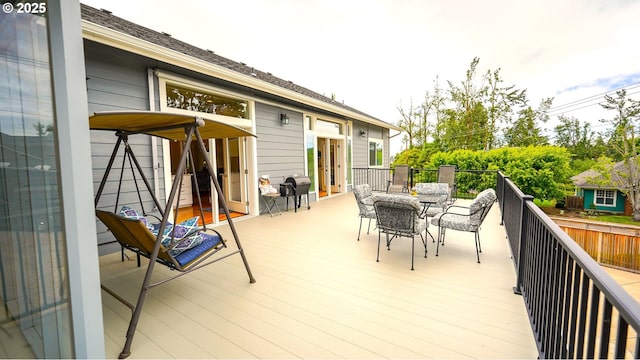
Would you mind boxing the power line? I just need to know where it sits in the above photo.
[546,83,640,117]
[547,89,640,117]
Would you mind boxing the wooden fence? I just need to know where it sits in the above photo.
[553,217,640,272]
[565,195,584,210]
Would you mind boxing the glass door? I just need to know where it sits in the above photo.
[223,138,248,213]
[330,139,342,193]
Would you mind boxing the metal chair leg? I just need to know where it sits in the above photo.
[376,231,381,262]
[475,232,481,263]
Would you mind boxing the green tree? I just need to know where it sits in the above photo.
[446,57,489,151]
[483,67,527,149]
[430,76,447,147]
[553,115,596,159]
[396,99,421,149]
[503,98,551,147]
[598,89,640,220]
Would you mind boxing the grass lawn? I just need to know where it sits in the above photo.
[540,206,640,226]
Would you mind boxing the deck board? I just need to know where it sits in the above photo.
[100,192,539,359]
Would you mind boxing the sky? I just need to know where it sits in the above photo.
[79,0,640,155]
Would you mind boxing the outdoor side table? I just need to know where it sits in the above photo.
[261,192,282,216]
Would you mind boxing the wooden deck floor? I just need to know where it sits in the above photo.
[100,193,539,359]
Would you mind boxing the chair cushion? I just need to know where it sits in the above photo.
[354,184,373,199]
[425,203,446,217]
[174,232,222,266]
[468,189,497,225]
[414,183,449,196]
[259,175,278,195]
[119,206,204,256]
[373,194,425,234]
[431,212,477,232]
[354,184,376,218]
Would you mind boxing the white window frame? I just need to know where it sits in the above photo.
[594,189,616,207]
[156,70,253,129]
[368,138,384,167]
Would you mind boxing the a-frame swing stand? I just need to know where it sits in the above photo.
[90,111,256,359]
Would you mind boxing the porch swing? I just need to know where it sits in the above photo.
[90,111,256,359]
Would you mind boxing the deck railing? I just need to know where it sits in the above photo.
[497,172,640,359]
[352,167,497,199]
[353,167,640,358]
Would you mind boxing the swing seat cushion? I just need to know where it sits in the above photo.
[118,206,204,256]
[174,232,223,267]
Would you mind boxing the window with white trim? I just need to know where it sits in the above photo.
[166,83,249,119]
[369,139,383,167]
[595,189,616,206]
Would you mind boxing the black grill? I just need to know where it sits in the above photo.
[281,175,311,212]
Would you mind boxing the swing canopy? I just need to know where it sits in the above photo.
[89,110,255,140]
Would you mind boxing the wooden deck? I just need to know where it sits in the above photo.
[100,193,539,359]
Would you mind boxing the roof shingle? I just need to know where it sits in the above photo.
[80,3,386,124]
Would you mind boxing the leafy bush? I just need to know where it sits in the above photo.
[395,145,573,201]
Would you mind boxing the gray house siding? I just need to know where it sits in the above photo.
[255,103,306,210]
[84,42,166,249]
[351,120,390,169]
[83,37,393,231]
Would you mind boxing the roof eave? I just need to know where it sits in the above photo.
[81,20,400,131]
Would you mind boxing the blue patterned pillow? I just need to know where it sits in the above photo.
[168,233,203,256]
[119,206,148,228]
[159,216,203,256]
[118,207,203,256]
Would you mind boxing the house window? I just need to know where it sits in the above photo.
[306,133,316,192]
[317,119,342,134]
[595,189,616,206]
[369,140,383,167]
[166,83,249,119]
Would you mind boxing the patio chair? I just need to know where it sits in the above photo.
[430,188,497,263]
[259,175,282,216]
[373,193,428,270]
[437,165,457,203]
[353,184,376,241]
[414,182,450,217]
[387,164,410,193]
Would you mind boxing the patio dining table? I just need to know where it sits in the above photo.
[396,193,447,242]
[413,193,447,216]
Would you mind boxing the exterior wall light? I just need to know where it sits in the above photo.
[280,113,290,125]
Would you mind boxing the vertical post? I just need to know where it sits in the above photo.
[499,173,508,225]
[514,194,534,295]
[409,167,414,190]
[597,232,604,263]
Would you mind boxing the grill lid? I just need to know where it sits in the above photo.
[285,175,310,187]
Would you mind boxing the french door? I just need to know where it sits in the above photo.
[217,137,248,214]
[318,137,343,196]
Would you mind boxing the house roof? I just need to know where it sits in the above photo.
[571,160,634,190]
[79,4,400,131]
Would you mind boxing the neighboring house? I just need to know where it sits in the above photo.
[571,160,634,214]
[0,3,398,358]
